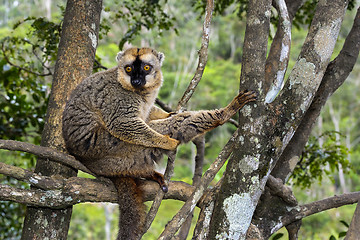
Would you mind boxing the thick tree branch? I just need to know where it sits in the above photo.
[264,0,291,103]
[250,3,353,238]
[266,175,297,206]
[272,6,360,182]
[0,174,195,209]
[176,0,214,112]
[0,139,93,175]
[0,162,64,190]
[210,0,348,239]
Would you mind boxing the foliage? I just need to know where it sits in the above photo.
[0,178,27,240]
[193,0,357,30]
[291,131,351,189]
[106,0,177,49]
[0,17,60,144]
[0,16,59,239]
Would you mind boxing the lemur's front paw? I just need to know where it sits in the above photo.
[239,89,257,102]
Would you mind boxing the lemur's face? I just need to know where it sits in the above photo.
[116,47,164,92]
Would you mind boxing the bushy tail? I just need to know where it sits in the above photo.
[110,177,145,240]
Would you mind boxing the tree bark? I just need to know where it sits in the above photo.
[251,3,359,240]
[345,201,360,240]
[21,0,102,239]
[271,6,360,183]
[208,0,349,239]
[208,0,272,238]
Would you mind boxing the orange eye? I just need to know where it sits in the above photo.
[143,65,151,71]
[125,66,132,72]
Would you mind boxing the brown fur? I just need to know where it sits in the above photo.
[62,47,256,240]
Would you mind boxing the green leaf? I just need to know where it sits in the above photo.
[272,233,284,240]
[339,232,347,238]
[339,220,349,228]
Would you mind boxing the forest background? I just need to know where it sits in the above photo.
[0,0,359,239]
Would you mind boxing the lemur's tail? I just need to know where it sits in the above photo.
[111,177,145,240]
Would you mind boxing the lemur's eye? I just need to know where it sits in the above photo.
[125,66,132,73]
[143,65,151,71]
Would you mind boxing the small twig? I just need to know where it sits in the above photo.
[176,0,214,112]
[158,130,238,240]
[94,59,108,70]
[227,118,239,128]
[31,45,53,75]
[155,98,173,113]
[0,139,93,175]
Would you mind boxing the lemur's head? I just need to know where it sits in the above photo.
[116,47,164,93]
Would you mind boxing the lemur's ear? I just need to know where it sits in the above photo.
[116,51,125,63]
[157,52,165,66]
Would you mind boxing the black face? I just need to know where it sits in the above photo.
[124,57,152,88]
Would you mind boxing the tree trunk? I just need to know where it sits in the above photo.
[21,0,102,239]
[208,0,272,238]
[208,0,349,239]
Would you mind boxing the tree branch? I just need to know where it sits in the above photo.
[156,98,173,113]
[272,6,360,182]
[158,130,238,240]
[0,162,64,190]
[142,151,177,236]
[176,0,214,112]
[264,0,291,103]
[0,139,93,175]
[345,200,360,240]
[279,192,360,231]
[208,0,272,237]
[0,174,195,209]
[192,179,222,240]
[251,5,359,239]
[266,175,297,206]
[175,135,206,240]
